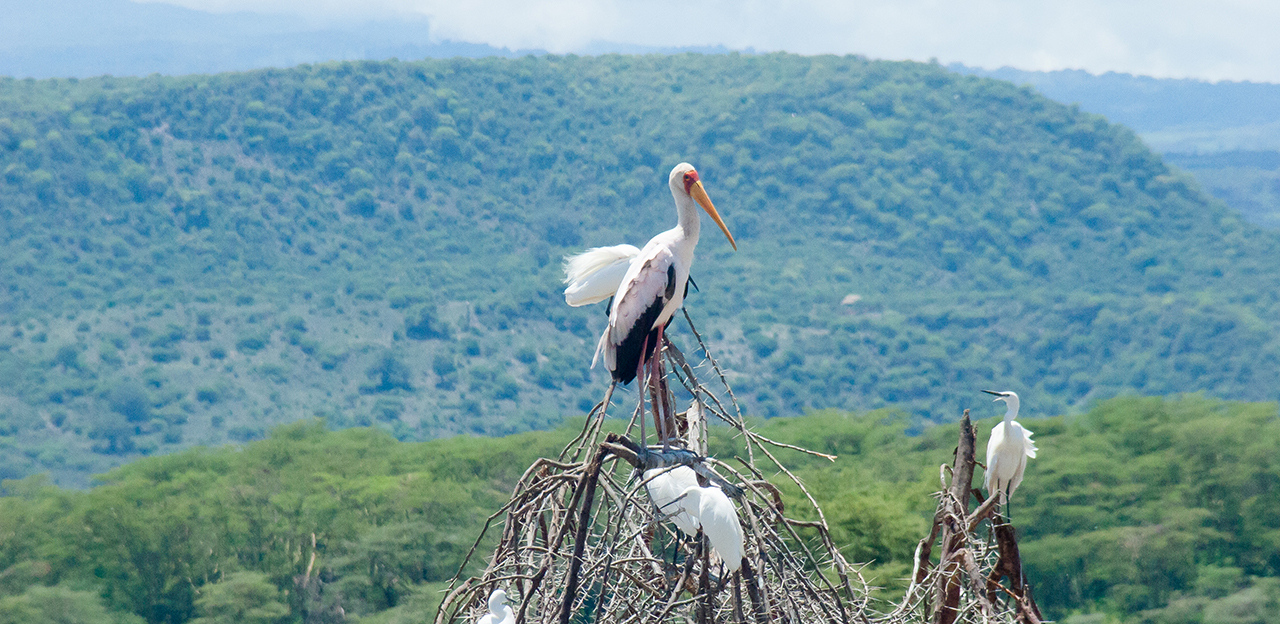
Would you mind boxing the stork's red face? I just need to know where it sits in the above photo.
[682,169,701,196]
[680,167,736,251]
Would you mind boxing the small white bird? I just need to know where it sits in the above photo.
[982,390,1038,505]
[477,588,514,624]
[644,465,701,536]
[676,484,745,573]
[563,244,641,307]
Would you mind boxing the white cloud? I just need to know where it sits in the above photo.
[137,0,1280,82]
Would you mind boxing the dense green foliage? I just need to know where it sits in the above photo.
[954,66,1280,229]
[0,419,567,623]
[2,54,1280,483]
[1018,397,1280,618]
[2,396,1278,621]
[730,396,1280,620]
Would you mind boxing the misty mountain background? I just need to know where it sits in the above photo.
[4,0,1277,227]
[0,0,734,77]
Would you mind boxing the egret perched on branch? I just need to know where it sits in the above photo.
[477,588,514,624]
[982,390,1037,510]
[675,484,744,573]
[644,465,701,536]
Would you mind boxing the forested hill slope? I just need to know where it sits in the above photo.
[2,396,1278,622]
[2,54,1279,483]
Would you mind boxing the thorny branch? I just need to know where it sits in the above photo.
[437,313,1042,624]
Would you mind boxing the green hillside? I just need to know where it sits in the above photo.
[2,396,1278,622]
[3,54,1280,483]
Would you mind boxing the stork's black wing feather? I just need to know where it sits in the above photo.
[612,298,665,384]
[612,265,678,384]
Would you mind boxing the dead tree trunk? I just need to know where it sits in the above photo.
[559,443,607,624]
[897,409,1045,624]
[985,523,1044,623]
[933,409,975,624]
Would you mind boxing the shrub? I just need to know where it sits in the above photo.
[405,304,450,340]
[364,350,413,393]
[319,351,344,370]
[347,189,378,217]
[0,584,144,624]
[227,426,264,442]
[235,331,270,352]
[190,571,287,624]
[151,348,182,362]
[107,382,151,423]
[196,387,220,403]
[372,397,405,422]
[284,316,307,332]
[53,344,82,370]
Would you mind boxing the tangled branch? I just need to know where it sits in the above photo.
[437,316,1041,623]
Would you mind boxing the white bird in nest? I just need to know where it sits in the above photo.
[644,465,701,537]
[982,390,1038,511]
[477,588,514,624]
[675,484,745,573]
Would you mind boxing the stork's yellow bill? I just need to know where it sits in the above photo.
[683,171,737,251]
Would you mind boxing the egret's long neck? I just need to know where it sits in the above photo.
[1002,399,1020,423]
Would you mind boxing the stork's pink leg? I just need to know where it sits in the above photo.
[636,333,649,448]
[649,357,667,450]
[653,324,668,449]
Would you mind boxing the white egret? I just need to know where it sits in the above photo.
[644,465,701,536]
[982,390,1038,507]
[477,588,514,624]
[675,484,745,573]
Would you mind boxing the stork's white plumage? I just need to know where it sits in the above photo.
[588,163,735,384]
[982,390,1038,503]
[563,244,640,307]
[644,465,701,537]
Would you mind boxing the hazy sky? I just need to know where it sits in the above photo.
[137,0,1280,82]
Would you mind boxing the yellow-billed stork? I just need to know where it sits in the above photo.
[582,163,734,383]
[563,163,734,445]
